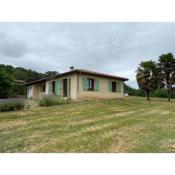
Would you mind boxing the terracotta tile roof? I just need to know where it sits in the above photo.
[24,68,128,85]
[75,69,128,81]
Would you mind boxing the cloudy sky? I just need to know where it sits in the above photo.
[0,22,175,88]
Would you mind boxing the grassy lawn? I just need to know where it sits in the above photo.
[1,96,175,153]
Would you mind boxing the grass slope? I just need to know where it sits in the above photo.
[0,96,175,153]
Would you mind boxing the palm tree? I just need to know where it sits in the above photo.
[136,60,160,101]
[158,53,175,102]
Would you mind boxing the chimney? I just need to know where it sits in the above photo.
[70,66,74,71]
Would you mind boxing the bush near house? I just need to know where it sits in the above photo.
[0,101,25,112]
[38,96,70,107]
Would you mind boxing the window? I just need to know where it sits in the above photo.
[109,81,121,93]
[112,81,116,92]
[52,81,55,93]
[63,79,67,97]
[82,77,99,91]
[43,85,46,92]
[87,78,94,91]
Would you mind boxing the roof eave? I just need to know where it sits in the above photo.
[24,69,129,86]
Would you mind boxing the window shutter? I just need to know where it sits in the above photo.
[55,79,62,96]
[108,80,112,92]
[48,81,52,94]
[116,82,121,92]
[82,77,88,91]
[95,79,99,91]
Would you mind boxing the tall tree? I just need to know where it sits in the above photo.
[158,53,175,102]
[136,60,160,101]
[0,70,14,98]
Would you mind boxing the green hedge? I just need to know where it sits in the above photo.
[38,96,70,107]
[150,88,175,99]
[0,101,25,112]
[150,88,168,98]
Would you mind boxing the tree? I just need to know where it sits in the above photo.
[124,83,145,97]
[158,53,175,102]
[45,71,59,77]
[0,70,14,98]
[136,60,160,101]
[0,64,62,97]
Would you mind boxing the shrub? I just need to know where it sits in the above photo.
[38,96,70,107]
[151,88,168,98]
[124,84,145,97]
[0,101,25,112]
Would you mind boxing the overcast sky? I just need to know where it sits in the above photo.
[0,22,175,88]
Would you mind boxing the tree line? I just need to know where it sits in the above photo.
[124,83,175,99]
[136,53,175,101]
[0,64,59,98]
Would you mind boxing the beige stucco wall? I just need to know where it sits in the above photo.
[27,83,46,99]
[45,74,78,100]
[77,74,124,99]
[69,74,78,100]
[27,73,125,100]
[32,84,40,99]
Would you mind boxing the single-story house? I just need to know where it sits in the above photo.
[24,67,128,100]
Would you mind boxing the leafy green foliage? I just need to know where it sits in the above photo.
[0,101,25,112]
[150,88,175,99]
[124,84,145,97]
[0,64,46,82]
[135,53,175,101]
[158,53,175,101]
[0,64,59,98]
[150,88,168,98]
[124,84,175,99]
[38,96,70,107]
[136,60,160,100]
[0,70,14,98]
[11,84,26,97]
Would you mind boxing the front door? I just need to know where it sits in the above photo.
[63,79,67,97]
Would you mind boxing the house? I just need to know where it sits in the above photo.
[24,67,128,100]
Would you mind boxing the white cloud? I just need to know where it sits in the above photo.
[0,22,175,88]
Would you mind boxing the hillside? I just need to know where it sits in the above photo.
[0,96,175,152]
[0,64,59,82]
[0,64,59,97]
